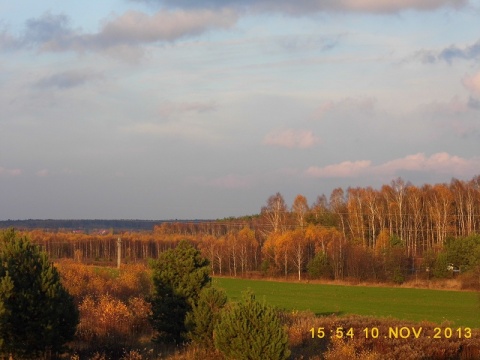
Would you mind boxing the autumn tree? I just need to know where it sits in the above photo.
[325,228,347,280]
[405,185,425,256]
[429,183,453,246]
[262,232,283,276]
[363,187,380,248]
[347,187,367,245]
[214,236,227,275]
[330,188,348,239]
[282,229,309,280]
[375,229,390,256]
[307,194,332,226]
[391,177,409,243]
[276,232,291,278]
[225,231,239,277]
[466,176,480,234]
[292,194,309,228]
[237,226,258,275]
[0,229,78,358]
[198,235,217,275]
[261,192,288,235]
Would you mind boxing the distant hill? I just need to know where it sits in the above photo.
[0,219,210,232]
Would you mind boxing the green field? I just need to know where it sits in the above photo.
[213,277,480,328]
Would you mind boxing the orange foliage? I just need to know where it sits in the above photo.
[56,260,151,302]
[55,261,154,356]
[77,294,152,350]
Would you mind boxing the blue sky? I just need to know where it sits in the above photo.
[1,0,480,220]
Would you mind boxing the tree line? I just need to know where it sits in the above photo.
[18,175,480,284]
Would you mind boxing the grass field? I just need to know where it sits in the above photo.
[213,277,480,328]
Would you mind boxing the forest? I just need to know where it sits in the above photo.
[15,175,480,286]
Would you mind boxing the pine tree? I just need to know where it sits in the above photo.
[186,286,227,348]
[0,229,79,358]
[149,240,210,343]
[214,291,290,360]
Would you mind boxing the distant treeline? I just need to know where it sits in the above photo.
[4,175,480,286]
[0,219,212,232]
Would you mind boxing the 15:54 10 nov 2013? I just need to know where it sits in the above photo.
[310,326,472,340]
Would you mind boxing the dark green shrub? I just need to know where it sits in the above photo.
[445,234,480,271]
[186,287,227,348]
[433,252,451,278]
[149,240,210,343]
[214,291,290,360]
[0,229,79,358]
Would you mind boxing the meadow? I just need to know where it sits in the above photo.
[214,277,480,328]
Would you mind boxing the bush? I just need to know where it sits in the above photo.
[0,229,79,358]
[214,291,290,360]
[433,252,451,278]
[76,294,152,356]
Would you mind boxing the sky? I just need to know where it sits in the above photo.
[1,0,480,220]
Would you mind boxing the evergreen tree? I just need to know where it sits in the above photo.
[214,291,290,360]
[186,286,227,348]
[307,252,331,279]
[0,229,79,358]
[149,240,210,343]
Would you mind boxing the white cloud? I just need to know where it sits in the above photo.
[98,9,238,45]
[4,9,238,59]
[408,152,477,174]
[262,129,320,149]
[306,160,371,178]
[306,153,480,178]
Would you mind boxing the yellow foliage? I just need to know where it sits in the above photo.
[375,229,390,255]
